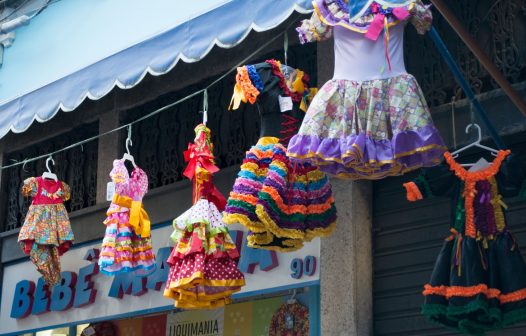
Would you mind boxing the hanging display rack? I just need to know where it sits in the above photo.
[0,3,519,171]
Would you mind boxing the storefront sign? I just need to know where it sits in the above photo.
[0,223,319,335]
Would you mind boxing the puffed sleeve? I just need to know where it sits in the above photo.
[297,11,333,44]
[403,164,455,201]
[496,152,526,199]
[60,182,71,202]
[21,177,38,198]
[409,0,433,35]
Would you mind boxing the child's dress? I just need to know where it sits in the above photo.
[18,177,74,286]
[223,61,337,252]
[99,160,156,275]
[164,124,245,309]
[404,150,526,335]
[287,0,447,179]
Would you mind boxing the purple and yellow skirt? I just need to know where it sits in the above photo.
[287,74,447,180]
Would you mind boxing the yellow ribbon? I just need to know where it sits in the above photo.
[229,83,246,111]
[112,194,151,238]
[292,69,306,94]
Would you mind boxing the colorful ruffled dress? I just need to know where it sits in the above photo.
[224,61,337,252]
[287,0,446,179]
[99,160,156,275]
[18,177,74,286]
[404,150,526,335]
[164,124,245,309]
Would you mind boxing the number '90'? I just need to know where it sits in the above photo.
[290,256,317,279]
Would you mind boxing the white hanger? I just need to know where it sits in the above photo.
[42,156,58,181]
[451,124,499,167]
[122,135,137,168]
[287,289,297,304]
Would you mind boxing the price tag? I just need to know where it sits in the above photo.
[106,182,115,202]
[278,95,293,112]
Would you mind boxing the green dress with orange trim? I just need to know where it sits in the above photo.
[403,150,526,335]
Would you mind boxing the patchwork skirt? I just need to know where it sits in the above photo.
[287,74,446,179]
[18,203,74,285]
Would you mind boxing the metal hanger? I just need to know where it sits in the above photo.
[451,123,499,166]
[42,156,58,181]
[122,126,137,168]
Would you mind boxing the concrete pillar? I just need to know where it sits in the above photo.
[321,180,373,335]
[96,108,120,204]
[317,40,374,335]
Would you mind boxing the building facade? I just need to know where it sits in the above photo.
[1,0,526,335]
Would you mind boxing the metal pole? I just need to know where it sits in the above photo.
[428,26,506,149]
[430,0,526,118]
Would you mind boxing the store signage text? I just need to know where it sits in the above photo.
[10,230,300,319]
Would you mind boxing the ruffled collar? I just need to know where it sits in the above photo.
[313,0,415,38]
[229,60,315,111]
[444,150,511,182]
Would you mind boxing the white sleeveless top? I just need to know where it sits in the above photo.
[333,23,407,81]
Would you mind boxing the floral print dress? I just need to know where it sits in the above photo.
[18,177,74,286]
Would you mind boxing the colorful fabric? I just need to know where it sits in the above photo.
[405,150,526,334]
[18,177,74,285]
[298,0,430,42]
[224,137,337,252]
[164,124,245,309]
[287,74,446,179]
[29,243,62,286]
[99,160,156,276]
[269,302,309,336]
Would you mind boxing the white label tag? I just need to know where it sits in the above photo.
[203,110,208,125]
[278,95,293,112]
[468,158,490,172]
[82,326,96,336]
[106,182,115,201]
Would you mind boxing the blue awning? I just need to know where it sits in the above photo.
[0,0,312,139]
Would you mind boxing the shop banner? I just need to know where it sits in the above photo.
[0,223,320,335]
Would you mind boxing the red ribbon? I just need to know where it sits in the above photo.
[182,143,219,181]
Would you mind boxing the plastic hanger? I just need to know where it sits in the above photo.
[122,128,137,168]
[451,123,499,167]
[42,156,58,181]
[287,289,297,304]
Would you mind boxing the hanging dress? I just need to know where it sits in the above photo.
[18,177,74,286]
[286,0,446,179]
[223,60,337,252]
[164,124,245,309]
[99,160,156,276]
[404,150,526,335]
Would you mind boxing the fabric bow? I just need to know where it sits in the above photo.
[183,143,219,181]
[113,194,151,238]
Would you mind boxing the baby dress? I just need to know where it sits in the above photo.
[18,177,74,286]
[223,60,337,252]
[164,124,245,309]
[404,150,526,335]
[287,0,447,179]
[99,160,156,275]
